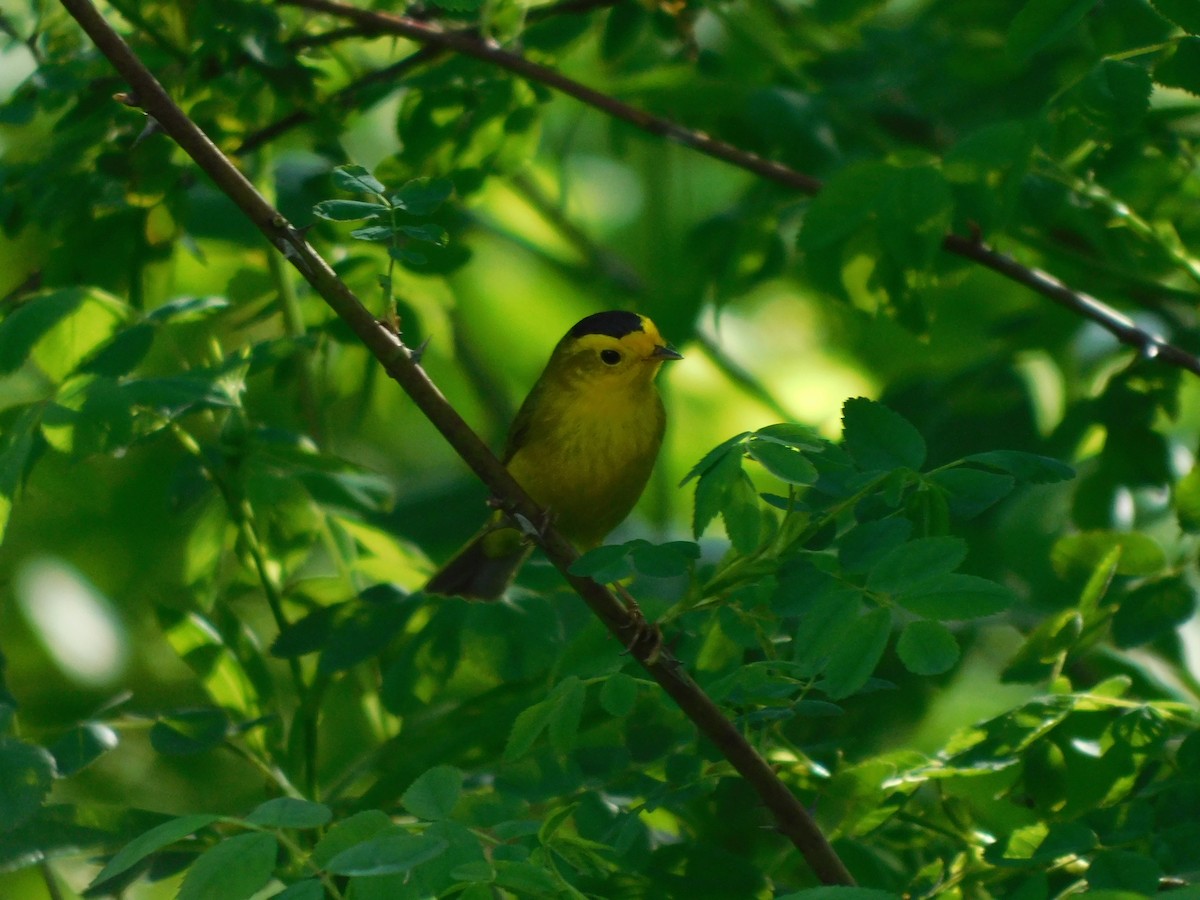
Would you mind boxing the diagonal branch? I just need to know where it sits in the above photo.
[277,0,1200,378]
[58,0,856,886]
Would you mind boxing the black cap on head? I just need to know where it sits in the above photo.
[569,310,644,340]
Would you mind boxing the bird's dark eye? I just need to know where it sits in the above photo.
[600,349,622,365]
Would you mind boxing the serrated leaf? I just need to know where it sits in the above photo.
[692,445,745,538]
[505,698,555,761]
[723,470,763,553]
[89,814,219,888]
[867,536,967,594]
[842,398,926,472]
[312,811,394,868]
[391,178,453,215]
[332,165,385,195]
[313,200,387,222]
[747,439,818,484]
[963,450,1074,483]
[244,797,332,829]
[898,574,1014,620]
[176,832,277,900]
[680,432,750,485]
[326,833,448,876]
[1152,0,1200,32]
[402,766,463,821]
[821,607,892,699]
[897,620,960,675]
[931,467,1016,518]
[599,672,638,716]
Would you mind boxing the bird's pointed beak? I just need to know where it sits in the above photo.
[652,344,683,361]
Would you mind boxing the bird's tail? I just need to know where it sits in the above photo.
[424,526,532,601]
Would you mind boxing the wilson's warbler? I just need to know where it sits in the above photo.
[426,310,682,600]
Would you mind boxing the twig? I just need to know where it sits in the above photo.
[59,0,856,885]
[276,0,1200,379]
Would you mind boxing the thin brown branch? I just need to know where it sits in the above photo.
[277,0,1200,379]
[59,0,856,885]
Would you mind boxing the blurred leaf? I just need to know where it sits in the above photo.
[798,162,890,251]
[1154,36,1200,95]
[0,738,56,831]
[1152,0,1200,31]
[599,672,638,717]
[1173,466,1200,532]
[270,605,342,658]
[878,164,954,268]
[930,468,1015,518]
[842,398,926,472]
[274,880,324,900]
[548,676,586,758]
[402,766,463,821]
[1008,0,1097,59]
[149,708,230,756]
[145,296,230,323]
[1051,532,1166,578]
[1111,576,1195,648]
[569,544,633,582]
[962,451,1074,484]
[1078,60,1152,131]
[896,620,960,675]
[629,540,699,578]
[776,889,899,900]
[0,288,125,378]
[176,832,277,900]
[48,724,118,777]
[326,832,448,876]
[505,697,557,761]
[1002,609,1082,683]
[244,798,332,829]
[1086,848,1162,893]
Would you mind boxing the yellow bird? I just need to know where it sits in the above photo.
[425,310,682,600]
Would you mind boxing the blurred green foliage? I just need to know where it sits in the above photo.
[2,0,1200,897]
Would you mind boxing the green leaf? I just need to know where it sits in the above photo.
[149,708,230,755]
[0,738,56,831]
[312,811,394,868]
[505,698,556,761]
[692,444,745,538]
[842,398,926,472]
[897,574,1014,620]
[754,423,826,450]
[79,323,155,377]
[930,467,1015,518]
[317,601,407,675]
[798,161,890,251]
[821,607,892,699]
[867,536,967,594]
[391,177,454,215]
[602,2,647,60]
[680,432,750,485]
[1155,36,1200,96]
[399,224,448,245]
[723,470,763,553]
[776,889,900,900]
[747,439,818,484]
[89,814,219,888]
[332,165,386,195]
[270,605,341,659]
[145,295,230,323]
[313,200,388,222]
[896,620,960,675]
[629,540,699,578]
[0,287,126,381]
[877,164,954,268]
[1152,0,1200,32]
[274,880,325,900]
[176,832,278,900]
[1174,466,1200,532]
[1008,0,1097,59]
[839,518,913,573]
[244,797,332,829]
[963,451,1074,484]
[1111,576,1196,648]
[402,766,463,821]
[1086,849,1162,893]
[1051,531,1166,578]
[1001,609,1082,683]
[548,676,586,757]
[599,672,638,716]
[48,723,118,777]
[569,544,633,582]
[325,832,448,876]
[1078,60,1152,130]
[348,225,394,242]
